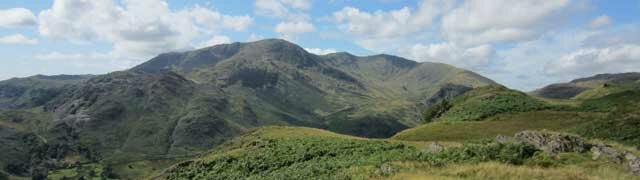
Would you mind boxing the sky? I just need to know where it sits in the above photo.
[0,0,639,91]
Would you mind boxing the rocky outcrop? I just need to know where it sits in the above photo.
[514,130,640,175]
[591,143,640,175]
[514,131,590,153]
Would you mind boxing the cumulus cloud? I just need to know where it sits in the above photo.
[38,0,252,58]
[35,51,114,61]
[247,33,265,42]
[0,8,37,27]
[442,0,573,46]
[588,15,613,29]
[402,43,494,70]
[255,0,310,21]
[198,35,232,48]
[281,0,311,10]
[275,21,315,40]
[0,34,38,45]
[305,48,338,55]
[334,0,452,39]
[545,45,640,77]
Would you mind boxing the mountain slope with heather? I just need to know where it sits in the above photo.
[0,39,496,179]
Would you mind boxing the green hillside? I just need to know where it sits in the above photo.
[0,39,496,179]
[532,72,640,99]
[156,126,638,180]
[422,85,549,122]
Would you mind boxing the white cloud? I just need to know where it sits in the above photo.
[0,34,38,45]
[191,5,253,32]
[35,51,114,61]
[247,33,265,42]
[38,0,252,58]
[198,35,232,48]
[255,0,310,19]
[275,21,315,40]
[0,8,37,27]
[588,15,613,29]
[255,0,289,17]
[545,45,640,77]
[305,48,338,55]
[281,0,311,10]
[334,0,452,39]
[441,0,573,46]
[275,21,315,34]
[402,43,494,70]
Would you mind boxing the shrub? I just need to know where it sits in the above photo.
[422,100,452,123]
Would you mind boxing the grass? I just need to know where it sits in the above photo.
[393,111,604,142]
[428,85,550,122]
[157,126,637,180]
[385,161,638,180]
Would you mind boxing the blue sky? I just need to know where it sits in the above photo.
[0,0,639,91]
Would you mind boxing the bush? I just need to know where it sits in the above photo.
[422,142,539,166]
[422,100,452,122]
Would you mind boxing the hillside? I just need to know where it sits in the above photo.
[396,73,640,148]
[422,85,550,122]
[154,126,638,180]
[0,39,496,179]
[0,74,93,109]
[533,72,640,99]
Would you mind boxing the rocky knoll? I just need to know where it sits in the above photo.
[514,130,640,175]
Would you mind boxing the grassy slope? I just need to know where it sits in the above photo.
[157,126,638,180]
[432,85,549,122]
[393,111,605,142]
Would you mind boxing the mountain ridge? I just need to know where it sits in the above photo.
[0,39,497,178]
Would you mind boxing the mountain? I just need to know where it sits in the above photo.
[154,72,640,179]
[0,39,495,179]
[0,74,93,109]
[533,72,640,99]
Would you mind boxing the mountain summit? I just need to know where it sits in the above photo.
[0,39,495,178]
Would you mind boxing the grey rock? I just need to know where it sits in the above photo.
[495,135,509,144]
[591,144,624,163]
[427,143,445,153]
[626,152,638,161]
[514,131,589,153]
[629,160,640,175]
[377,163,395,176]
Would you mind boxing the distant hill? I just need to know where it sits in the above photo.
[532,72,640,99]
[0,39,495,178]
[0,74,93,109]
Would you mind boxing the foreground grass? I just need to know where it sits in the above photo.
[393,111,604,142]
[386,161,637,180]
[156,126,640,180]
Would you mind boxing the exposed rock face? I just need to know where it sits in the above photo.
[514,130,640,176]
[590,143,640,175]
[514,131,589,153]
[591,144,625,163]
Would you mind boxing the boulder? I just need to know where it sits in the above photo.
[591,144,624,163]
[514,131,590,153]
[426,143,445,153]
[495,135,509,144]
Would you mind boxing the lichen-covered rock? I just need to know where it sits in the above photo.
[591,144,624,163]
[427,143,445,153]
[626,152,638,161]
[629,160,640,175]
[514,131,589,153]
[495,135,509,144]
